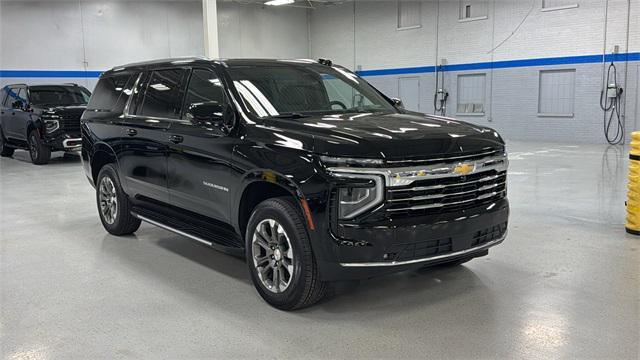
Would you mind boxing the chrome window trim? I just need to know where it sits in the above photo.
[123,72,143,117]
[340,231,507,267]
[326,153,508,187]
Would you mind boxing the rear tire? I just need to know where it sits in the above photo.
[246,197,327,310]
[96,164,141,235]
[0,130,14,157]
[28,130,51,165]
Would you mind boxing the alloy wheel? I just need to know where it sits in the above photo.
[99,176,118,225]
[252,219,295,293]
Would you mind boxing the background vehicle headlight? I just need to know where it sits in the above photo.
[335,174,384,219]
[44,119,60,133]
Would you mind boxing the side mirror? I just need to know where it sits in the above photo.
[185,101,226,127]
[391,98,404,109]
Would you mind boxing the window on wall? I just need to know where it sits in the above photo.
[542,0,579,11]
[459,0,488,21]
[397,1,421,29]
[457,74,486,114]
[538,69,575,116]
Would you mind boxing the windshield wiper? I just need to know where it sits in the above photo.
[270,112,311,119]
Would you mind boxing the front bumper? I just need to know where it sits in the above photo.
[44,132,82,151]
[314,198,509,281]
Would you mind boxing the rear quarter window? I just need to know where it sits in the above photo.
[87,73,134,111]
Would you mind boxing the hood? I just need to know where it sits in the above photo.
[264,112,504,160]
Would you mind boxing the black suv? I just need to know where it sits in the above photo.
[0,83,91,164]
[82,58,509,310]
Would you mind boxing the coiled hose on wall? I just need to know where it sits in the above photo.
[600,61,624,145]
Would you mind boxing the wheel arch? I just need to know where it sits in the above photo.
[235,170,313,240]
[90,143,119,185]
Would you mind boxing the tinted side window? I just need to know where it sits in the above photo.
[87,73,133,111]
[3,87,19,107]
[16,87,28,104]
[138,69,187,119]
[183,69,224,116]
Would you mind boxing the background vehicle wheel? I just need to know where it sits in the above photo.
[246,197,327,310]
[28,130,51,165]
[0,130,14,157]
[96,164,141,235]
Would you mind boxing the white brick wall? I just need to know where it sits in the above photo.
[0,0,205,89]
[312,0,638,67]
[310,0,639,143]
[217,2,309,59]
[309,3,356,68]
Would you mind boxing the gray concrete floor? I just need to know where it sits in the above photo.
[1,142,638,359]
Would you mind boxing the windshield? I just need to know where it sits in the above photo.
[226,63,396,118]
[29,86,91,106]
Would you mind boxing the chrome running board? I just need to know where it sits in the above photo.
[133,213,214,247]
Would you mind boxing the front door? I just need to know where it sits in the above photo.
[11,86,31,141]
[0,87,12,138]
[167,67,235,222]
[118,68,188,204]
[2,86,28,140]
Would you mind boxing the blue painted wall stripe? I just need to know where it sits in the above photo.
[356,52,640,77]
[0,70,102,78]
[0,52,638,78]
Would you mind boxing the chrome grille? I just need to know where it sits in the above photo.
[385,169,507,217]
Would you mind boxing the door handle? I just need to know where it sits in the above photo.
[169,135,184,144]
[126,128,137,136]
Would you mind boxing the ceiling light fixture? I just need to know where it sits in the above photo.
[265,0,294,6]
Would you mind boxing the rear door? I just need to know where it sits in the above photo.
[118,67,189,203]
[166,67,235,222]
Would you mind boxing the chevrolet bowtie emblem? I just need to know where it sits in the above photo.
[453,163,475,175]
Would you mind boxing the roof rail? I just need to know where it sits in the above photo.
[4,83,28,88]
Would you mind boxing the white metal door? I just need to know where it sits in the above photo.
[398,77,420,112]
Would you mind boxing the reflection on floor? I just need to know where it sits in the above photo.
[1,143,638,359]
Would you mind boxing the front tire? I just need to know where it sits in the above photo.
[0,130,14,157]
[96,164,141,235]
[28,130,51,165]
[246,197,327,310]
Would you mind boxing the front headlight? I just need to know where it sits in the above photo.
[44,119,60,133]
[334,174,384,219]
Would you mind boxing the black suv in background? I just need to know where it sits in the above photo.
[82,58,509,310]
[0,83,91,164]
